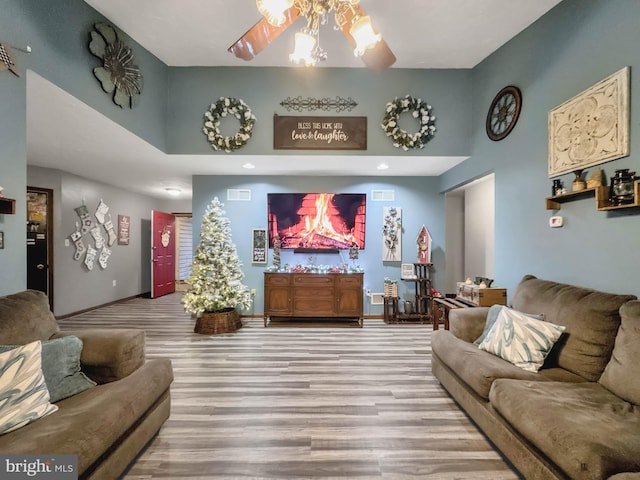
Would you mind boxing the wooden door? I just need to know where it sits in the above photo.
[151,210,175,298]
[26,187,53,310]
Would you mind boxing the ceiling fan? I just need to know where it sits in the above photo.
[228,0,396,73]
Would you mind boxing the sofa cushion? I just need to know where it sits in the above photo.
[1,336,96,403]
[600,300,640,405]
[477,307,565,372]
[510,275,636,381]
[0,341,58,434]
[0,290,60,344]
[432,330,555,400]
[474,305,545,345]
[490,379,640,480]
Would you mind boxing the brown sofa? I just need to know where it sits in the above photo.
[0,290,173,479]
[432,275,640,480]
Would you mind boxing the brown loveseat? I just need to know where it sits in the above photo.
[0,290,173,479]
[432,275,640,480]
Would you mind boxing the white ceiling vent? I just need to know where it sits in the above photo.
[371,190,395,201]
[227,189,251,201]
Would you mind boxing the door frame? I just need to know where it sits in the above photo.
[27,186,54,311]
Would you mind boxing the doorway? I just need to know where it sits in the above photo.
[444,174,495,294]
[27,187,54,310]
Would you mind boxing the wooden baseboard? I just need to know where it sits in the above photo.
[55,293,148,320]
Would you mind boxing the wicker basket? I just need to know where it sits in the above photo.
[384,283,398,298]
[194,308,242,334]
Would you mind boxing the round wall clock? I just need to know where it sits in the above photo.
[486,86,522,141]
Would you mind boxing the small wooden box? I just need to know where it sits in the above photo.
[384,283,398,298]
[456,283,507,307]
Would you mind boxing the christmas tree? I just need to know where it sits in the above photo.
[182,197,252,315]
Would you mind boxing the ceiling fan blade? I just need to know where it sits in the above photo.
[228,7,300,61]
[337,5,396,73]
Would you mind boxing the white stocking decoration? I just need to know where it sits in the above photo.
[69,229,86,261]
[95,199,109,224]
[103,219,117,247]
[90,226,105,249]
[84,245,97,270]
[98,247,111,269]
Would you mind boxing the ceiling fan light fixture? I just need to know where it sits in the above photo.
[289,31,317,66]
[350,15,381,56]
[256,0,294,27]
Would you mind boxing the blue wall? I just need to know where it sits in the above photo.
[441,0,640,298]
[0,0,169,297]
[192,176,444,316]
[167,67,472,157]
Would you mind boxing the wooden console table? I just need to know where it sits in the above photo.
[264,272,363,327]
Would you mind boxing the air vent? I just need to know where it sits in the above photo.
[227,189,251,201]
[370,293,385,305]
[371,190,395,201]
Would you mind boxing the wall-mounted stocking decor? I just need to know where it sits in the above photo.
[69,200,117,270]
[89,23,143,108]
[381,95,436,150]
[548,66,630,177]
[383,207,402,261]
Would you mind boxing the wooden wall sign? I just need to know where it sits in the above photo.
[273,115,367,150]
[118,215,130,245]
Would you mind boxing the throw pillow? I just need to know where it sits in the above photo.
[0,336,96,403]
[477,307,565,372]
[474,305,545,345]
[0,341,58,434]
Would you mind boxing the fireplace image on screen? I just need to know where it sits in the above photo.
[268,193,366,251]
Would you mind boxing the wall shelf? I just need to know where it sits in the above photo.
[596,180,640,211]
[0,197,16,214]
[545,187,597,210]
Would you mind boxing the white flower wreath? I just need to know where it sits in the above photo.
[203,97,256,153]
[381,94,436,151]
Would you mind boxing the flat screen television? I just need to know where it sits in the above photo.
[267,193,366,252]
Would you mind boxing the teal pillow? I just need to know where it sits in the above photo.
[477,307,565,372]
[474,305,545,345]
[0,341,58,434]
[0,336,96,403]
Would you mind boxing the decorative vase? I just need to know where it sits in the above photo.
[194,308,242,335]
[572,169,586,192]
[609,169,636,206]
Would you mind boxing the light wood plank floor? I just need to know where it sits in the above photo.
[60,293,521,479]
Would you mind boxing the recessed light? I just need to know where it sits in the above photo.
[377,163,389,170]
[242,163,256,169]
[165,188,181,196]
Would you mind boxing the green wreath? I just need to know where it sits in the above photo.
[203,97,256,153]
[381,95,436,150]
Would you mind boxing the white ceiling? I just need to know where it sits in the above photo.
[26,0,563,200]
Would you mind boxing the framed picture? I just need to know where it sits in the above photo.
[117,215,130,245]
[548,66,630,177]
[401,263,416,280]
[252,228,267,264]
[0,231,4,249]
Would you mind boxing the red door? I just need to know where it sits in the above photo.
[151,210,175,298]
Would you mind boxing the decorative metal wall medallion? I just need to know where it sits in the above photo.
[280,96,358,112]
[89,23,143,108]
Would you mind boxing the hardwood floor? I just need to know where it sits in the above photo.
[59,293,521,479]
